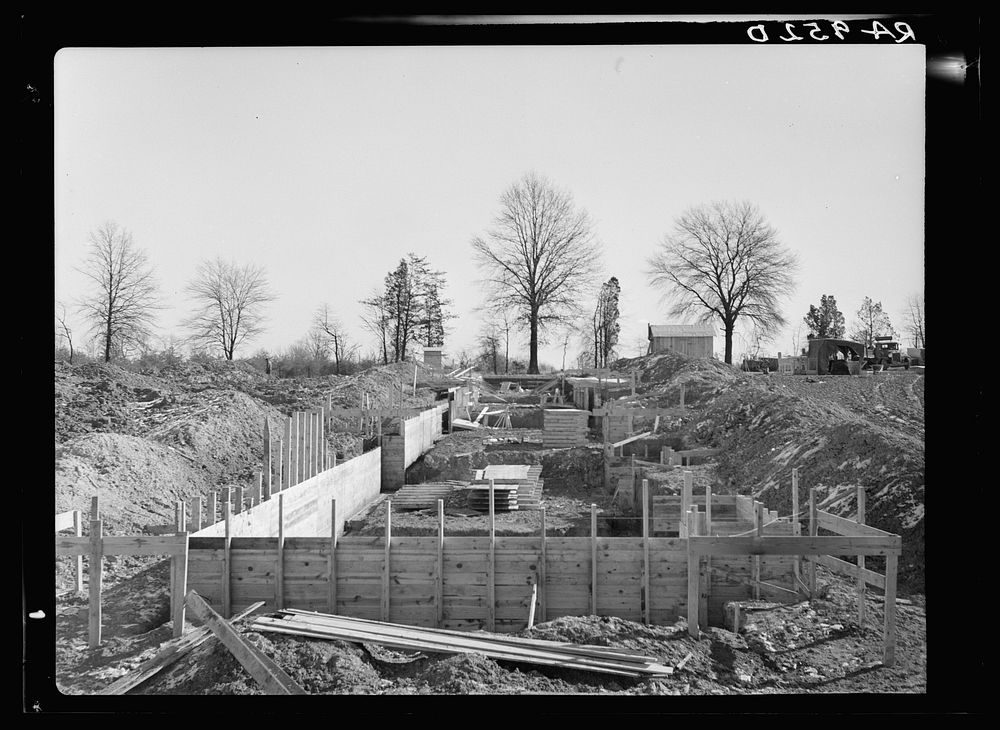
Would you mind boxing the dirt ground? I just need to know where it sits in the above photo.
[45,353,932,704]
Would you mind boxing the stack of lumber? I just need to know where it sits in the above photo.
[391,483,456,510]
[471,465,544,510]
[467,484,519,512]
[252,609,674,678]
[542,408,590,448]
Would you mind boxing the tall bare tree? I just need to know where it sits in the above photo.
[312,303,358,375]
[472,172,602,373]
[76,221,161,362]
[55,301,75,363]
[647,201,799,364]
[904,293,925,349]
[849,297,896,350]
[183,258,275,360]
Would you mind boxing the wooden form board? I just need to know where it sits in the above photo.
[185,533,795,632]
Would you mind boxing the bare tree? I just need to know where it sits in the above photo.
[183,258,275,360]
[849,297,897,350]
[647,201,799,364]
[76,221,161,362]
[904,293,925,349]
[55,301,75,363]
[312,303,358,375]
[472,172,602,373]
[360,288,391,365]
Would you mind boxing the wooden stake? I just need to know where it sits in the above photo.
[754,502,763,600]
[223,502,232,618]
[277,493,285,610]
[221,487,231,518]
[191,496,203,533]
[264,417,272,499]
[382,500,391,622]
[73,510,83,592]
[642,480,650,625]
[235,486,244,515]
[791,468,802,593]
[276,436,283,494]
[207,492,217,527]
[488,479,496,631]
[413,361,418,396]
[591,503,598,616]
[539,508,547,623]
[681,471,693,535]
[527,580,538,630]
[857,486,867,626]
[686,508,699,638]
[808,488,818,598]
[283,416,291,489]
[171,532,189,638]
[255,473,263,505]
[328,499,337,614]
[88,496,102,648]
[703,484,712,626]
[436,499,444,628]
[883,553,898,667]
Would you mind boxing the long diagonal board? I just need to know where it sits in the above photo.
[252,609,673,678]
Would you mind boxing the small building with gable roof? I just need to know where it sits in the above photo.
[647,324,715,358]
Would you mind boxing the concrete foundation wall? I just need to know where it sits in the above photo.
[192,447,382,539]
[382,404,447,489]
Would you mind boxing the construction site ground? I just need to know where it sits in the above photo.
[46,353,942,703]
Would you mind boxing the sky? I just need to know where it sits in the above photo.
[54,43,925,368]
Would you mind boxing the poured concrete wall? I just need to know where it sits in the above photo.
[382,404,447,489]
[192,447,382,540]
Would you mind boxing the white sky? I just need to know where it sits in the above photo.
[54,44,925,367]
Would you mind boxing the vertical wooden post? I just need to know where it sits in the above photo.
[686,508,699,638]
[539,508,547,623]
[303,411,311,480]
[754,502,763,600]
[808,488,818,598]
[488,479,496,632]
[235,486,244,515]
[172,532,189,638]
[591,503,598,616]
[630,455,636,500]
[73,510,84,592]
[328,499,337,614]
[382,500,391,622]
[313,411,320,476]
[642,479,651,625]
[631,370,636,396]
[191,496,203,533]
[276,493,285,610]
[413,361,418,396]
[320,408,326,472]
[703,484,712,627]
[291,412,300,486]
[283,415,291,489]
[791,468,802,593]
[436,499,444,628]
[88,496,102,648]
[174,500,183,532]
[276,437,283,494]
[856,487,867,626]
[207,492,217,527]
[681,471,693,535]
[221,487,231,518]
[255,473,263,506]
[264,417,272,499]
[882,553,898,667]
[223,502,232,619]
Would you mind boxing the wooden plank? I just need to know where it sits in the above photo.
[100,601,266,695]
[382,500,391,622]
[329,499,337,614]
[223,503,232,619]
[437,499,444,627]
[817,510,896,538]
[171,532,189,638]
[883,553,898,667]
[276,493,285,610]
[804,555,886,589]
[688,535,901,557]
[808,489,817,598]
[186,591,306,694]
[207,492,217,528]
[791,468,801,594]
[686,509,699,638]
[488,480,496,632]
[641,480,651,625]
[856,487,867,626]
[88,509,102,648]
[591,504,598,615]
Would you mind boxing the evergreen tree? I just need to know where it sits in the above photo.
[803,294,846,338]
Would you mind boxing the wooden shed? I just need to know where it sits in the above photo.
[647,324,715,358]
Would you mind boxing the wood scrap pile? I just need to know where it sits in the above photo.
[391,482,459,511]
[252,609,674,678]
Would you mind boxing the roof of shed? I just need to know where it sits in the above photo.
[648,324,716,338]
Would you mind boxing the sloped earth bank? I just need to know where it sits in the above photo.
[52,564,924,697]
